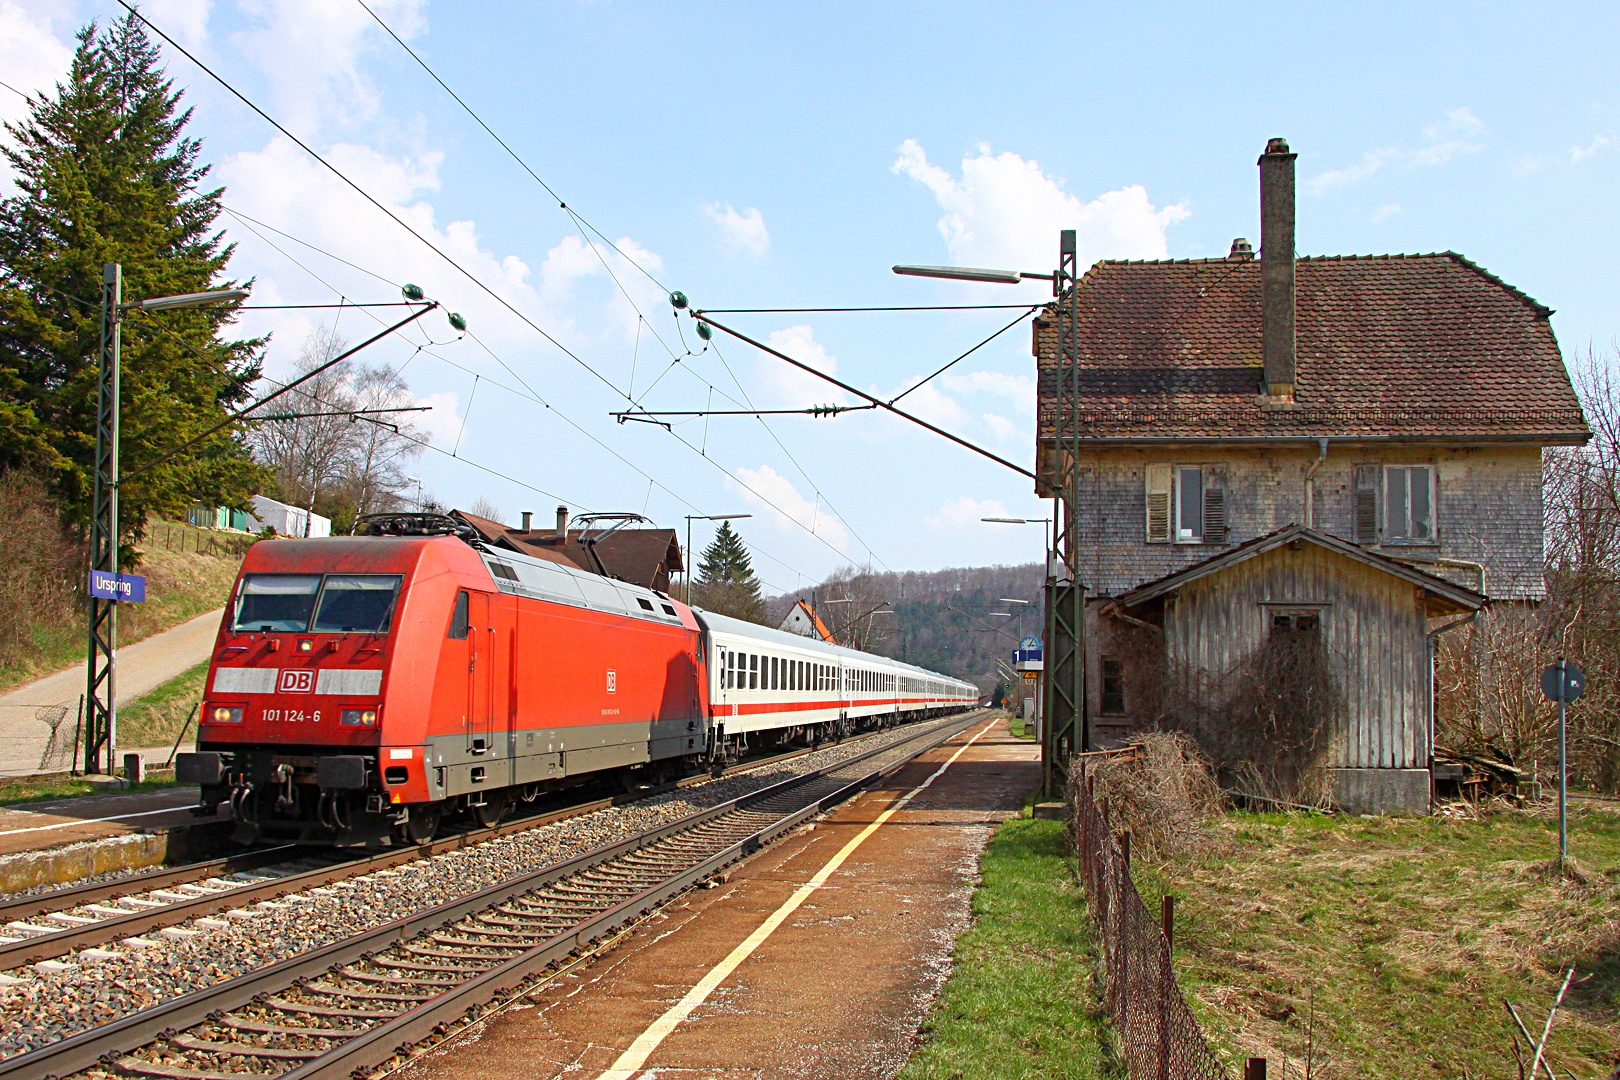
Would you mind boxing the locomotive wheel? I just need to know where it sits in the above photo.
[472,792,509,828]
[405,803,442,844]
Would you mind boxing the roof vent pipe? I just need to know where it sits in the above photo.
[1259,137,1298,403]
[520,511,532,532]
[555,506,568,540]
[1229,237,1254,260]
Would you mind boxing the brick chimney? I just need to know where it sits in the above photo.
[555,506,568,540]
[1259,138,1298,403]
[520,511,532,532]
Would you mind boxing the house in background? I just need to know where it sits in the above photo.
[455,506,683,593]
[1034,138,1588,813]
[187,494,331,537]
[779,600,836,642]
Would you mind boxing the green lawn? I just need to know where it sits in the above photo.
[1133,806,1620,1079]
[115,659,209,751]
[899,818,1117,1080]
[1009,713,1037,740]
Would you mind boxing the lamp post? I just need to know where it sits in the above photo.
[683,514,752,604]
[85,264,249,774]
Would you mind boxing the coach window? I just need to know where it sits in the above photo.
[749,654,758,689]
[448,590,470,640]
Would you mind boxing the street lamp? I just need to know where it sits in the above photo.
[86,264,249,775]
[683,514,752,604]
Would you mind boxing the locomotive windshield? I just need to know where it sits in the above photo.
[311,575,402,633]
[234,575,320,631]
[233,573,401,634]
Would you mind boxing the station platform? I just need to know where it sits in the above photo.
[0,786,229,893]
[397,713,1038,1080]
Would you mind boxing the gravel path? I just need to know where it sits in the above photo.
[0,714,978,1060]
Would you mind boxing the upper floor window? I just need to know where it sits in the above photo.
[1146,465,1226,545]
[1354,464,1436,544]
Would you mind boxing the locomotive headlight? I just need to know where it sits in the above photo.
[209,705,243,723]
[340,708,378,726]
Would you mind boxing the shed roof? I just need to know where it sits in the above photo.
[1115,524,1486,616]
[1035,252,1588,443]
[452,510,683,591]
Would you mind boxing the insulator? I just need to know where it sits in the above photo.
[401,283,425,301]
[669,290,689,309]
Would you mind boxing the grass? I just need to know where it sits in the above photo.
[0,774,181,806]
[115,659,209,751]
[898,818,1117,1080]
[1133,805,1620,1079]
[1009,712,1037,740]
[0,519,243,693]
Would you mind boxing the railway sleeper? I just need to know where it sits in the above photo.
[300,980,438,1003]
[115,1055,276,1080]
[399,943,509,963]
[428,933,529,951]
[264,995,403,1020]
[167,1035,323,1061]
[337,966,457,989]
[216,1015,365,1039]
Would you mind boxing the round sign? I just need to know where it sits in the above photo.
[1020,636,1043,650]
[1541,661,1586,703]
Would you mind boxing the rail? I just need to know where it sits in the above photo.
[0,711,983,1079]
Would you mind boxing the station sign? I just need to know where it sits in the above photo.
[88,571,146,602]
[1013,635,1043,669]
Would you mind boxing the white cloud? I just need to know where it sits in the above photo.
[705,202,770,256]
[892,140,1188,281]
[0,1,73,131]
[898,379,965,427]
[1369,203,1402,222]
[234,0,426,137]
[1571,134,1613,163]
[927,496,1011,532]
[1305,108,1486,194]
[727,464,848,551]
[982,413,1020,443]
[757,325,848,408]
[940,370,1035,412]
[414,390,462,446]
[144,0,213,47]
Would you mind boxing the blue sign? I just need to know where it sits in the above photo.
[89,571,146,602]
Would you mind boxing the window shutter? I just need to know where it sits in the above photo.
[1145,464,1172,543]
[1354,464,1378,544]
[1202,486,1226,544]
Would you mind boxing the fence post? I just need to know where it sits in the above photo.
[1117,829,1131,1016]
[1159,895,1174,1080]
[1245,1058,1267,1080]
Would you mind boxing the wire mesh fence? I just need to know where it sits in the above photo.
[1072,758,1239,1080]
[35,698,79,773]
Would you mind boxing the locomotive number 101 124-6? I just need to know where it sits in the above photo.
[263,709,320,723]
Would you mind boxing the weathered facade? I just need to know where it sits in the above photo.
[1036,139,1588,812]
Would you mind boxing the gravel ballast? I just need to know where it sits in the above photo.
[0,714,982,1060]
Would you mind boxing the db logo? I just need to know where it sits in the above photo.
[279,669,316,694]
[605,669,617,694]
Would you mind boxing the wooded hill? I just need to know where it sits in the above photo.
[766,563,1044,696]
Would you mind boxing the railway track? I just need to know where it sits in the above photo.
[0,728,891,973]
[0,710,984,1080]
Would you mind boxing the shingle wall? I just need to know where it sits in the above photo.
[1068,443,1545,600]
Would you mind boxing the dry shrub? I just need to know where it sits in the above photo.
[1070,731,1224,860]
[0,471,82,664]
[1156,627,1341,808]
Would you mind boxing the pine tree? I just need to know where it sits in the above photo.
[691,520,767,624]
[0,14,265,541]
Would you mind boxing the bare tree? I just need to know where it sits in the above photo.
[819,564,898,653]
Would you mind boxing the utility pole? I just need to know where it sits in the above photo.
[84,264,122,774]
[1042,230,1088,798]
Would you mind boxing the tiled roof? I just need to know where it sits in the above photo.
[1035,252,1588,441]
[453,510,683,591]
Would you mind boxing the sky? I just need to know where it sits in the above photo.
[2,0,1617,593]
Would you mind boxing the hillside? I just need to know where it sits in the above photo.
[767,563,1044,696]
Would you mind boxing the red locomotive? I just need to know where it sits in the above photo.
[177,515,977,845]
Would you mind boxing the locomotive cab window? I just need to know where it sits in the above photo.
[312,575,402,634]
[233,574,321,632]
[448,591,471,640]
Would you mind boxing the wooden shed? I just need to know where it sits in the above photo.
[1115,525,1484,813]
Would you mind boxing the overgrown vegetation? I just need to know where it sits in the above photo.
[0,773,180,806]
[1072,733,1223,862]
[899,818,1115,1080]
[1134,806,1620,1079]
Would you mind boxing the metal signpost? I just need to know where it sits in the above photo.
[1541,658,1586,867]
